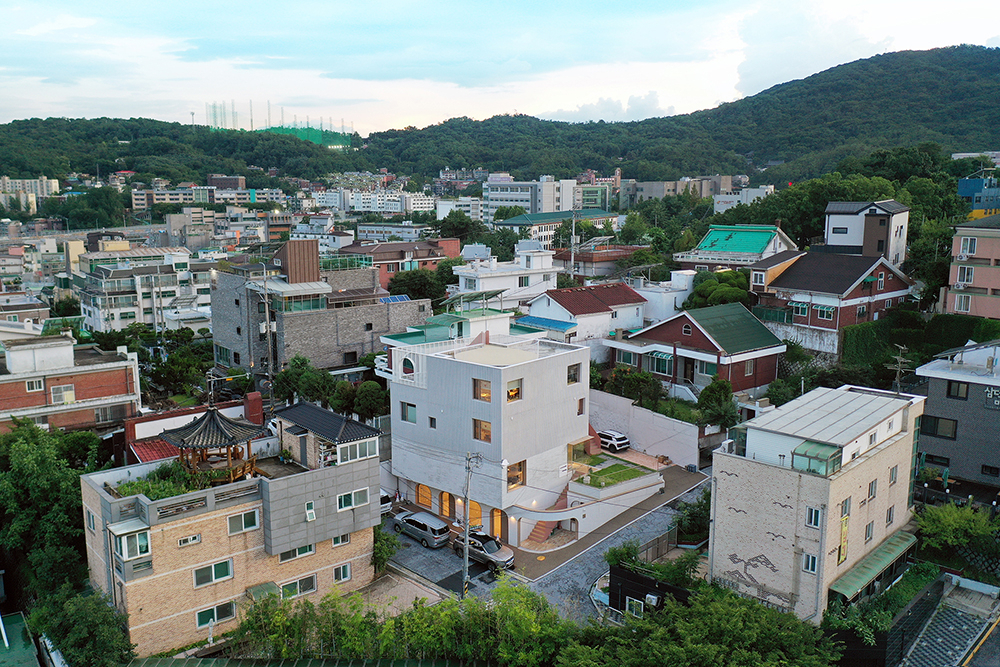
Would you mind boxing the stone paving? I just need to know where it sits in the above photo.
[902,605,986,667]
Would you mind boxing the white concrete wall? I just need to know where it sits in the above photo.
[588,389,699,469]
[763,321,839,355]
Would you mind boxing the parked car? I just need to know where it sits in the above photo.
[598,429,631,452]
[380,489,393,515]
[389,510,450,548]
[453,531,515,571]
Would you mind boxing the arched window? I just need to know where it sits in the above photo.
[402,357,415,375]
[682,323,692,336]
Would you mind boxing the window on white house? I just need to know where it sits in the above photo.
[868,479,878,500]
[886,505,895,526]
[865,521,874,542]
[802,554,818,574]
[473,378,491,402]
[473,419,492,443]
[518,276,529,288]
[806,506,821,528]
[841,497,851,517]
[401,402,416,423]
[507,378,522,402]
[890,465,898,485]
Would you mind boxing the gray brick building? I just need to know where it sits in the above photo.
[211,240,431,383]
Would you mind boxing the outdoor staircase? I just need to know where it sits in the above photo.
[526,485,569,543]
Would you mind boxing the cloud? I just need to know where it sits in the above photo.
[542,91,675,123]
[16,14,96,37]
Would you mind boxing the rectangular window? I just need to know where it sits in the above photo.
[401,402,416,423]
[697,360,718,376]
[51,384,75,404]
[567,363,581,384]
[831,227,849,234]
[464,278,476,290]
[114,531,150,561]
[473,378,492,402]
[958,266,975,283]
[196,601,236,628]
[228,510,258,535]
[577,398,586,416]
[886,505,895,526]
[625,596,644,618]
[889,465,898,485]
[877,272,885,289]
[841,497,851,517]
[95,406,116,424]
[947,381,969,399]
[921,416,958,439]
[337,439,378,464]
[817,308,834,321]
[885,300,892,309]
[961,237,978,255]
[751,271,765,285]
[865,521,874,543]
[178,534,201,547]
[25,379,43,392]
[332,534,351,546]
[806,506,821,528]
[428,416,437,429]
[86,509,96,531]
[925,454,951,467]
[305,501,316,522]
[507,379,522,402]
[365,322,373,331]
[337,488,369,511]
[744,359,755,376]
[194,559,232,586]
[982,465,1000,477]
[869,432,877,446]
[507,460,525,489]
[333,563,352,582]
[518,276,530,288]
[282,575,317,598]
[956,294,971,312]
[473,419,492,443]
[792,303,808,317]
[868,479,877,500]
[278,544,315,563]
[802,554,818,574]
[611,310,618,319]
[857,305,867,318]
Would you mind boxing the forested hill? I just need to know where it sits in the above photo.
[1,45,997,185]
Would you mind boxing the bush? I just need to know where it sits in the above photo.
[918,502,998,551]
[372,521,400,574]
[676,487,711,539]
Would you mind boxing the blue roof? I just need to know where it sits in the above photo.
[515,315,577,332]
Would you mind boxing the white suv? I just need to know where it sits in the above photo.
[598,429,631,452]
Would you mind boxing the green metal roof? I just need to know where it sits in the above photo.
[494,209,614,227]
[829,531,917,600]
[687,302,783,355]
[383,326,452,345]
[439,289,506,307]
[695,225,779,254]
[425,313,467,326]
[509,323,544,335]
[0,613,40,667]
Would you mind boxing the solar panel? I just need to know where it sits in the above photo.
[379,294,411,304]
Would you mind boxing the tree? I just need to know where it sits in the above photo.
[682,270,749,309]
[29,586,135,667]
[299,368,337,408]
[618,212,649,245]
[697,376,739,428]
[917,502,998,551]
[388,268,446,303]
[437,209,485,241]
[331,381,357,415]
[50,297,81,317]
[353,381,387,421]
[273,355,312,403]
[492,205,526,222]
[603,367,661,410]
[556,273,578,289]
[372,523,400,574]
[434,256,466,286]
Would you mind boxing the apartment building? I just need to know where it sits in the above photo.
[713,186,775,214]
[915,340,1000,488]
[942,213,1000,318]
[385,333,660,546]
[80,402,381,656]
[0,333,141,433]
[957,174,1000,219]
[819,200,910,267]
[75,247,215,332]
[451,241,562,308]
[356,221,432,243]
[166,208,218,251]
[492,210,618,250]
[131,187,284,211]
[0,174,60,198]
[436,196,484,222]
[618,176,733,208]
[211,240,431,378]
[482,174,609,224]
[710,386,924,621]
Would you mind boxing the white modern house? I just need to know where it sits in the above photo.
[821,200,910,268]
[383,333,662,546]
[450,241,563,308]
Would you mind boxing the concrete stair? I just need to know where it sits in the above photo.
[526,486,569,543]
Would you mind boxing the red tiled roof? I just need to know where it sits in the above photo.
[545,282,646,316]
[130,437,179,463]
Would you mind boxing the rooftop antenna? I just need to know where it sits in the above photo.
[231,99,237,130]
[885,344,913,395]
[249,100,253,131]
[190,111,195,126]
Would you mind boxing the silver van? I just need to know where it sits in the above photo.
[389,510,451,548]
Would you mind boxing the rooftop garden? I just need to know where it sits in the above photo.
[116,460,228,501]
[605,539,703,589]
[583,462,651,488]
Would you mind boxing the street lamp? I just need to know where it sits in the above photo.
[923,482,928,505]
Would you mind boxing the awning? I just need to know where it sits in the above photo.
[812,304,836,313]
[246,582,280,601]
[647,350,673,361]
[862,276,877,283]
[829,531,917,600]
[107,518,150,536]
[793,441,839,459]
[439,289,506,307]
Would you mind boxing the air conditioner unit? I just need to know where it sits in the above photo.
[645,593,661,607]
[953,283,967,290]
[958,254,969,262]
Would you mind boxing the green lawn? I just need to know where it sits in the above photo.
[584,454,606,466]
[170,394,200,407]
[586,463,651,487]
[656,398,700,424]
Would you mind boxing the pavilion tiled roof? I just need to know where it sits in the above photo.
[159,407,266,450]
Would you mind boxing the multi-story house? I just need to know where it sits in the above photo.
[710,385,924,621]
[749,253,914,357]
[603,302,785,401]
[0,333,141,433]
[211,240,431,380]
[356,221,432,243]
[552,244,645,279]
[527,282,646,359]
[942,213,1000,318]
[492,210,618,250]
[450,241,562,308]
[383,333,662,546]
[131,187,284,211]
[673,225,798,272]
[338,238,461,289]
[75,247,215,333]
[915,340,1000,488]
[957,174,1000,220]
[166,208,219,251]
[80,401,381,656]
[436,197,484,222]
[818,200,910,267]
[0,290,49,327]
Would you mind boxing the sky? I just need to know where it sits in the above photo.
[2,1,998,137]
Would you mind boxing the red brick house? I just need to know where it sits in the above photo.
[338,238,461,289]
[603,302,785,400]
[0,334,141,433]
[748,253,914,357]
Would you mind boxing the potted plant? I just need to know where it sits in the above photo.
[279,449,293,464]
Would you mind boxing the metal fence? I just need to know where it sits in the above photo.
[637,525,678,562]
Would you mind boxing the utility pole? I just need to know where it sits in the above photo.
[461,451,483,599]
[569,208,579,283]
